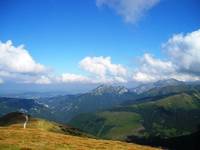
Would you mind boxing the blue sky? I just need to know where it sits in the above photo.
[0,0,200,92]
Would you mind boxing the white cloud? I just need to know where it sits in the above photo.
[113,76,127,83]
[56,72,127,84]
[80,56,126,76]
[133,29,200,82]
[139,53,175,74]
[2,29,200,85]
[0,40,49,84]
[133,72,156,82]
[132,54,175,82]
[96,0,159,23]
[169,73,200,82]
[35,76,52,84]
[59,73,91,83]
[0,40,46,74]
[132,53,200,83]
[163,29,200,75]
[79,56,127,83]
[0,40,127,84]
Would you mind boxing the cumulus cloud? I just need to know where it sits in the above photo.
[58,73,91,83]
[0,40,46,74]
[96,0,159,23]
[0,40,127,84]
[80,56,126,76]
[163,29,200,75]
[113,76,127,83]
[79,56,127,83]
[34,76,52,84]
[132,54,175,82]
[0,40,49,84]
[133,29,200,82]
[2,29,200,85]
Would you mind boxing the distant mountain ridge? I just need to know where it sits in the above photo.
[38,84,135,123]
[1,78,200,124]
[91,84,129,95]
[0,91,68,99]
[131,78,185,94]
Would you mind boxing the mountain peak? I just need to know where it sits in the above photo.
[154,78,184,87]
[131,78,185,94]
[91,84,128,95]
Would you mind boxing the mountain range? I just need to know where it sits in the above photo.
[1,78,199,123]
[1,78,200,149]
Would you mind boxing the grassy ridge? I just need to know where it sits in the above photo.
[0,112,91,138]
[0,124,159,150]
[0,112,160,150]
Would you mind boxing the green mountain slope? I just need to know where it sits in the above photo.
[38,85,136,123]
[69,91,200,140]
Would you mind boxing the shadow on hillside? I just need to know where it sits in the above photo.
[126,130,200,150]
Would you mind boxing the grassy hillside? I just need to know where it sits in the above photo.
[0,112,159,150]
[70,91,200,141]
[70,112,144,140]
[0,112,90,137]
[0,127,159,150]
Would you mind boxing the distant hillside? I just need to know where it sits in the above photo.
[0,112,159,150]
[126,129,200,150]
[0,91,68,99]
[69,90,200,149]
[0,97,56,121]
[38,84,136,123]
